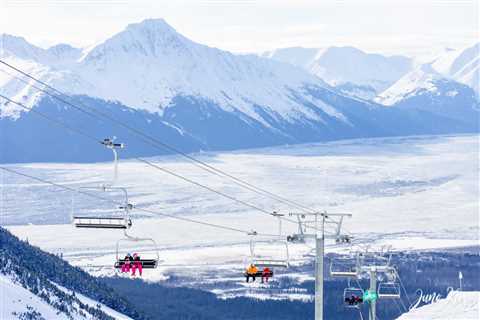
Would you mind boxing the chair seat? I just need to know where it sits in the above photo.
[331,271,358,277]
[75,223,127,229]
[115,259,158,269]
[244,271,273,277]
[73,216,130,229]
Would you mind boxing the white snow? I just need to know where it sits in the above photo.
[396,291,480,320]
[264,46,413,93]
[3,134,479,286]
[0,274,70,320]
[432,43,479,94]
[377,42,479,104]
[0,274,132,319]
[376,64,442,105]
[54,283,133,320]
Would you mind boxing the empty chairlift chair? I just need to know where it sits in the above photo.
[378,281,401,299]
[72,137,131,230]
[73,216,132,229]
[72,187,133,230]
[330,256,359,278]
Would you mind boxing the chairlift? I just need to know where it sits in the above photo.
[336,234,352,244]
[330,255,359,278]
[73,216,132,229]
[248,232,290,269]
[287,214,307,243]
[377,281,401,299]
[72,186,133,229]
[344,287,364,308]
[72,137,132,229]
[114,232,160,269]
[287,234,305,243]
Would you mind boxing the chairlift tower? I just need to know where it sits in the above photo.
[332,248,400,320]
[289,211,352,320]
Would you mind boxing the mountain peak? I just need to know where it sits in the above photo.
[81,18,190,62]
[126,18,177,34]
[0,33,45,61]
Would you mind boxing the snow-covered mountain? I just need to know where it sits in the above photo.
[263,46,413,97]
[375,65,479,128]
[0,19,478,163]
[431,43,479,94]
[1,19,339,124]
[377,43,479,105]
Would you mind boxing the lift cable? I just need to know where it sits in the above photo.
[0,166,282,236]
[0,61,320,216]
[0,94,338,235]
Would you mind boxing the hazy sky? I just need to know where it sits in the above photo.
[1,0,478,57]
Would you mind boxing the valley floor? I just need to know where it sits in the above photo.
[2,134,479,300]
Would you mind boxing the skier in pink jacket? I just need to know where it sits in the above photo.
[131,253,143,276]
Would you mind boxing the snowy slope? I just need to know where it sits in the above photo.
[0,274,132,320]
[377,43,479,105]
[396,291,479,320]
[376,64,444,106]
[264,46,413,93]
[0,274,70,320]
[432,43,479,94]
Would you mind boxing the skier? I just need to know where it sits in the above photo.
[121,253,133,273]
[245,264,258,283]
[261,267,271,283]
[131,253,143,276]
[345,294,356,305]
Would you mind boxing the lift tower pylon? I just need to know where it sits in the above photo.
[289,211,352,320]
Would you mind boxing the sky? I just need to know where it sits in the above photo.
[0,0,478,57]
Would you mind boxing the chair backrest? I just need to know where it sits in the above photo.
[253,259,288,268]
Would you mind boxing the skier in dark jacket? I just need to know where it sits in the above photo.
[121,253,132,273]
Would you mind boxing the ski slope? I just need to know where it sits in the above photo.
[3,134,479,295]
[0,274,132,320]
[396,291,479,320]
[0,274,70,320]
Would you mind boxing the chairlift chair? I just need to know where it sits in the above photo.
[114,233,160,269]
[248,233,290,271]
[330,256,359,278]
[73,216,132,229]
[287,233,305,243]
[344,287,364,308]
[72,137,132,229]
[377,281,401,299]
[72,186,133,229]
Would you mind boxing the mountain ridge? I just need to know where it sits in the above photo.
[0,19,478,163]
